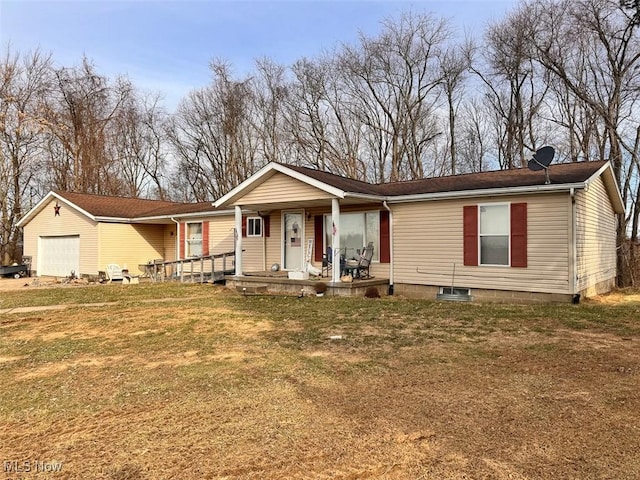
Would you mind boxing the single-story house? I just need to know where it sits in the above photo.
[18,160,624,302]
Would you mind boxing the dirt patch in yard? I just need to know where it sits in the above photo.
[1,289,639,479]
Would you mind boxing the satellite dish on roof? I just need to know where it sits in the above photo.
[527,146,555,184]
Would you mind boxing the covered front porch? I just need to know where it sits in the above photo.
[212,162,393,289]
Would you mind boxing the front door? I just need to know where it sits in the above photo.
[283,212,303,270]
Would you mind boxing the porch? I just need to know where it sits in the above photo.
[227,271,390,297]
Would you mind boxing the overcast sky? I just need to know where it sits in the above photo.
[1,0,519,110]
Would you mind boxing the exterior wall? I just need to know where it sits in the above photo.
[209,215,236,254]
[23,199,98,276]
[236,173,333,205]
[392,192,571,295]
[98,223,166,274]
[575,176,617,297]
[163,224,177,262]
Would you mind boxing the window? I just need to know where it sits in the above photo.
[186,222,202,257]
[439,286,471,296]
[464,203,527,268]
[324,212,379,262]
[247,217,262,237]
[479,204,509,265]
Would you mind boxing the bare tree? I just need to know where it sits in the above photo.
[42,57,132,194]
[168,61,259,201]
[0,47,52,263]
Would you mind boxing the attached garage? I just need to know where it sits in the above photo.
[38,235,80,277]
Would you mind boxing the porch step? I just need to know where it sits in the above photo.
[237,284,268,294]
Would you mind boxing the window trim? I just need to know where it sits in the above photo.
[185,221,203,258]
[246,216,263,237]
[439,286,471,296]
[478,202,510,267]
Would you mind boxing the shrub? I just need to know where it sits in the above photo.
[314,281,328,294]
[364,286,380,298]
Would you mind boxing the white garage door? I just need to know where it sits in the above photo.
[39,235,80,277]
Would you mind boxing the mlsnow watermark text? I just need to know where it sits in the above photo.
[3,459,63,473]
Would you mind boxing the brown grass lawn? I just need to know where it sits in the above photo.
[1,283,639,479]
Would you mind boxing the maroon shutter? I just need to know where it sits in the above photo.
[314,216,324,262]
[379,210,390,263]
[241,216,247,237]
[202,221,209,256]
[510,203,527,267]
[179,223,185,259]
[263,216,270,237]
[463,205,478,266]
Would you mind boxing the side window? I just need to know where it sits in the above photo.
[186,222,203,257]
[247,217,262,237]
[479,204,509,266]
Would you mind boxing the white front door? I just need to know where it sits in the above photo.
[283,212,303,271]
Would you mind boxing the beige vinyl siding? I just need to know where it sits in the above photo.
[236,173,333,205]
[575,177,617,295]
[23,199,98,276]
[163,224,176,262]
[98,223,165,274]
[209,215,235,254]
[392,193,571,294]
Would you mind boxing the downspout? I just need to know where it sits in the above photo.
[171,217,180,278]
[383,201,394,295]
[570,188,579,303]
[258,212,267,271]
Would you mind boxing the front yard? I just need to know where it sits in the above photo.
[1,283,639,479]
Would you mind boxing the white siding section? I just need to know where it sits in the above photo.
[392,193,571,294]
[575,177,617,295]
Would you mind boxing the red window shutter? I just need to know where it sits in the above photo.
[202,221,210,256]
[179,222,185,259]
[463,205,478,266]
[314,215,324,262]
[241,216,247,238]
[263,216,270,237]
[510,203,527,267]
[379,210,390,263]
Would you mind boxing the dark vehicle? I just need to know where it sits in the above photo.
[0,264,29,279]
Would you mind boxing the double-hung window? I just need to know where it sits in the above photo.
[186,222,202,257]
[464,203,527,268]
[247,217,262,237]
[479,204,510,266]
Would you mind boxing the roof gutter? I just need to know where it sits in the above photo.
[386,182,587,204]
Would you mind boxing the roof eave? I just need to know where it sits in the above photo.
[17,191,97,227]
[386,182,587,204]
[584,161,625,214]
[214,162,346,208]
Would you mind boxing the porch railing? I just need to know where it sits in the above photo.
[146,251,235,283]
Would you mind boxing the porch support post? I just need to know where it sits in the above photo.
[235,205,243,277]
[331,198,341,283]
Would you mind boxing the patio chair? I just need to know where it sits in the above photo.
[106,264,125,283]
[322,247,346,278]
[344,242,374,279]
